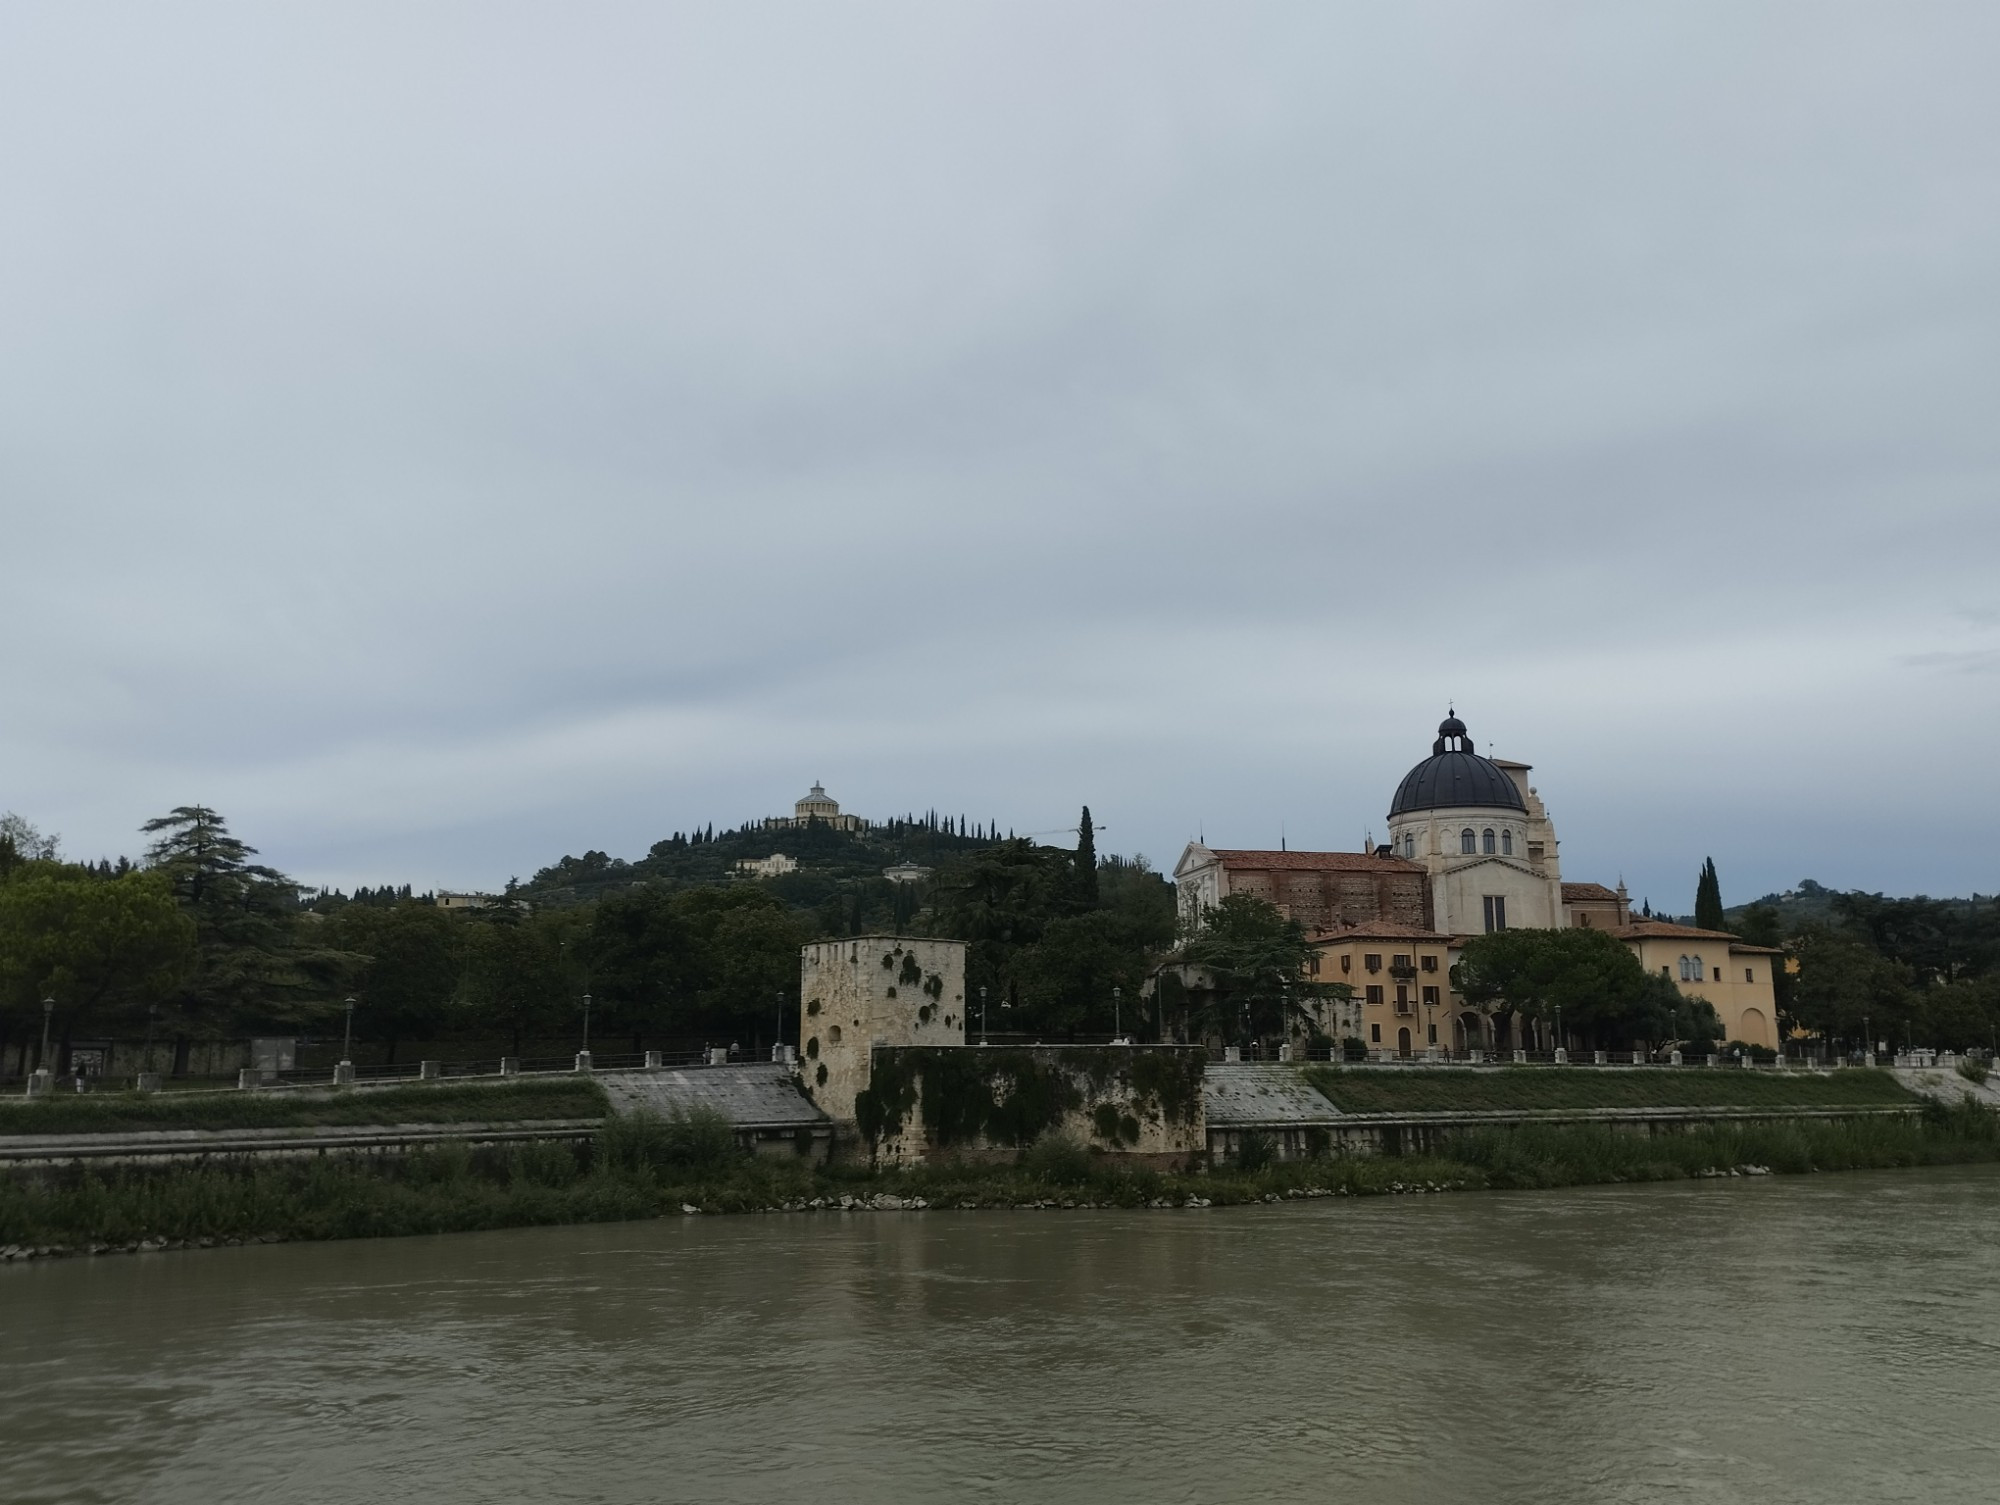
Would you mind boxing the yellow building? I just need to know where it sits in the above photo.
[1306,923,1462,1058]
[1609,921,1782,1049]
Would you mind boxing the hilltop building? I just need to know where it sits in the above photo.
[1176,711,1779,1052]
[765,782,866,833]
[735,853,800,880]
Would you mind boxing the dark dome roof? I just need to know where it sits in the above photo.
[1389,713,1528,817]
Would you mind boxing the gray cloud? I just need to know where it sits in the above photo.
[4,3,1997,910]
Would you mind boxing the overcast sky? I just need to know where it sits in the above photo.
[4,3,1997,913]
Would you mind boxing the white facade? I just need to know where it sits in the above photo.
[1386,760,1565,935]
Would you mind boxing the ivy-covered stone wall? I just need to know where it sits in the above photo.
[853,1045,1207,1166]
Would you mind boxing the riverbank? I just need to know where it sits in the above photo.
[4,1100,1996,1261]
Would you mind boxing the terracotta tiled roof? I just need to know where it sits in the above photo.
[1562,882,1622,902]
[1309,921,1454,943]
[1613,921,1738,940]
[1212,849,1424,874]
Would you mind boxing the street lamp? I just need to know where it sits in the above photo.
[1863,1012,1870,1065]
[581,992,593,1053]
[1113,986,1122,1042]
[979,986,989,1046]
[341,996,356,1062]
[1554,1004,1563,1058]
[40,996,55,1074]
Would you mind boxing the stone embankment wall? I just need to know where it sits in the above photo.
[853,1045,1208,1168]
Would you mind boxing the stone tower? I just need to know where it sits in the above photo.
[799,935,966,1124]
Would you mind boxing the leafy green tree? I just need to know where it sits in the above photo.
[1180,895,1331,1046]
[0,868,194,1070]
[457,910,569,1056]
[1917,977,2000,1053]
[323,902,461,1062]
[1452,927,1715,1050]
[1695,857,1724,931]
[141,806,356,1052]
[1787,923,1918,1049]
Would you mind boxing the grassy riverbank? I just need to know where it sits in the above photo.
[1302,1065,1916,1113]
[4,1101,1996,1257]
[0,1078,609,1135]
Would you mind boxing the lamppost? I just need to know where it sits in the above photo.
[979,986,989,1046]
[1554,1004,1563,1059]
[1424,995,1436,1058]
[144,1003,158,1065]
[581,992,593,1053]
[40,996,55,1074]
[1863,1012,1871,1065]
[1113,986,1122,1042]
[342,996,356,1062]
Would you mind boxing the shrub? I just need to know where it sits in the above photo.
[1018,1130,1094,1185]
[598,1106,739,1177]
[1341,1036,1369,1062]
[1233,1130,1276,1172]
[1957,1057,1990,1086]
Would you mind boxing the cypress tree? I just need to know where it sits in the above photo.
[1694,857,1725,931]
[1075,806,1099,907]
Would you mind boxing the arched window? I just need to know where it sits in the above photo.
[1460,828,1476,855]
[1501,830,1513,856]
[1482,829,1496,854]
[1691,953,1705,982]
[1402,833,1415,858]
[1677,955,1691,981]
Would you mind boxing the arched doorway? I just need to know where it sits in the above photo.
[1397,1026,1412,1058]
[1738,1007,1769,1049]
[1454,1012,1484,1054]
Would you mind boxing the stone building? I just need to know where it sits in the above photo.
[765,782,866,832]
[798,936,966,1124]
[734,853,800,879]
[1172,846,1431,934]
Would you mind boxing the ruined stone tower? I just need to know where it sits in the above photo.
[798,935,966,1125]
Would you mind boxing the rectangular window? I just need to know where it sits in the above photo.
[1364,953,1382,972]
[1581,914,1593,927]
[1365,985,1384,1006]
[1712,967,1721,982]
[1392,953,1412,971]
[1483,896,1507,932]
[1421,955,1438,972]
[1745,968,1754,983]
[1308,955,1321,976]
[1370,1022,1381,1043]
[1422,986,1439,1006]
[1341,955,1352,973]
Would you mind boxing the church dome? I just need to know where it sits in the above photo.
[1388,713,1527,817]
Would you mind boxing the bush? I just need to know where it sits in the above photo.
[1341,1036,1369,1063]
[598,1106,739,1177]
[1017,1130,1094,1185]
[1233,1130,1276,1172]
[1957,1057,1990,1086]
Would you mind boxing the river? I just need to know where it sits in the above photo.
[4,1166,1997,1504]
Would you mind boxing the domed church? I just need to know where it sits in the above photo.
[1174,711,1781,1053]
[1385,711,1566,935]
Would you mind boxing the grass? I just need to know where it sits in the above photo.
[0,1078,609,1136]
[1301,1065,1919,1113]
[3,1101,1995,1253]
